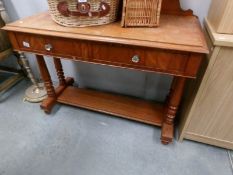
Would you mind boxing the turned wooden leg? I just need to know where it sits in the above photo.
[53,57,66,86]
[165,77,177,106]
[161,77,186,145]
[53,57,74,95]
[36,55,56,113]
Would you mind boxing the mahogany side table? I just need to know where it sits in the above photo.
[3,0,208,144]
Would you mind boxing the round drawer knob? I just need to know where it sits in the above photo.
[132,55,140,63]
[45,44,53,51]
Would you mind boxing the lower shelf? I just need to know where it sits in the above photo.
[57,86,164,126]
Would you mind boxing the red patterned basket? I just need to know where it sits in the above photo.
[47,0,120,27]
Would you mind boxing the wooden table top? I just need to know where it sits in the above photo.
[3,12,208,54]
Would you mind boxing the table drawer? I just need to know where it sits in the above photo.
[16,33,44,51]
[92,43,146,67]
[91,42,190,75]
[14,33,200,77]
[16,33,75,57]
[145,49,189,74]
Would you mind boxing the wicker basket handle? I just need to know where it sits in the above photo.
[57,1,110,17]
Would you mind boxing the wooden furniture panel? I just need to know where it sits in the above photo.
[91,42,146,66]
[73,40,92,60]
[13,32,202,78]
[92,43,203,78]
[207,0,233,34]
[58,87,164,126]
[145,49,188,73]
[44,37,75,57]
[92,42,197,76]
[179,20,233,149]
[16,33,75,57]
[161,0,193,16]
[3,1,208,145]
[5,13,208,54]
[204,19,233,48]
[187,47,233,141]
[16,33,45,52]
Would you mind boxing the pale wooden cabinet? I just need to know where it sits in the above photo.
[207,0,233,34]
[178,19,233,149]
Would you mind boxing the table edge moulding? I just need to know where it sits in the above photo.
[2,0,208,145]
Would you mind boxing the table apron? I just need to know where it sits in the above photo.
[10,32,203,78]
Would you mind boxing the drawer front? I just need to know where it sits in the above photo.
[16,33,74,57]
[16,33,45,51]
[92,42,145,67]
[14,33,200,77]
[91,42,190,75]
[145,49,189,74]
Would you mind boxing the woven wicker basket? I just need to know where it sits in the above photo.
[47,0,120,27]
[121,0,162,27]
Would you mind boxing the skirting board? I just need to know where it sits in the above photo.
[184,132,233,150]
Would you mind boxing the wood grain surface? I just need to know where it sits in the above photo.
[2,2,208,144]
[185,47,233,144]
[7,31,204,78]
[3,12,208,53]
[207,0,233,34]
[58,86,164,126]
[179,21,233,149]
[205,19,233,47]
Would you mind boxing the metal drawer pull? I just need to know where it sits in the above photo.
[45,44,53,51]
[132,55,140,63]
[23,41,30,48]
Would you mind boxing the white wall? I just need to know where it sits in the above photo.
[2,0,211,101]
[180,0,211,23]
